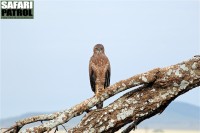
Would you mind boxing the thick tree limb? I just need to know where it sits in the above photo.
[67,57,200,132]
[4,56,200,133]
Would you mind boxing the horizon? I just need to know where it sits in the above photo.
[1,101,199,131]
[0,101,199,120]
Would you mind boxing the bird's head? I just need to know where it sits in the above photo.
[93,44,105,54]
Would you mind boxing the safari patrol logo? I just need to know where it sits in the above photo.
[1,0,34,19]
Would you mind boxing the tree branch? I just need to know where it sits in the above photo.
[2,112,63,133]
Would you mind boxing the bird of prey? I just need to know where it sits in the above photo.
[89,44,111,109]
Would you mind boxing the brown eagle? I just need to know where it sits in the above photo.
[89,44,111,109]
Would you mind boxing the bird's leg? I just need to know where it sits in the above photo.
[95,85,100,97]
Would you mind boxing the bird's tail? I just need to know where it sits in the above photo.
[96,102,103,109]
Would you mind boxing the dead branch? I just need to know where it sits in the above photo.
[4,56,199,133]
[2,112,63,133]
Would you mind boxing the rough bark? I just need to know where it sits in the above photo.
[3,56,200,133]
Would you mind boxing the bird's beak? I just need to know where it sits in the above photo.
[98,48,101,53]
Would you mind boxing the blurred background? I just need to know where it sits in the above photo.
[0,0,199,132]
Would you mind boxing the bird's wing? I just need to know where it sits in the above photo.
[89,58,96,93]
[104,59,111,88]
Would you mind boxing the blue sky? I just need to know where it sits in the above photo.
[0,0,199,119]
